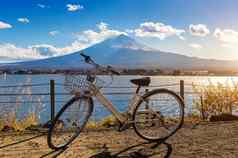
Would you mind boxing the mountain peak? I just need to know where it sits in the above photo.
[114,34,132,40]
[106,34,135,43]
[101,34,153,51]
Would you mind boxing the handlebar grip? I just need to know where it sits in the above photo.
[80,53,88,58]
[80,53,92,63]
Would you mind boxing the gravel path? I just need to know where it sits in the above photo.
[0,121,238,158]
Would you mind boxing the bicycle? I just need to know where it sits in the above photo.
[47,53,185,150]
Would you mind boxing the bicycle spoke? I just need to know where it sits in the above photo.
[48,97,92,149]
[133,89,184,141]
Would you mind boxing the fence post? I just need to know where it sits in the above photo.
[145,89,149,109]
[180,80,184,100]
[50,80,55,122]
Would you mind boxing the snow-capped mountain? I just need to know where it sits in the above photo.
[1,34,238,71]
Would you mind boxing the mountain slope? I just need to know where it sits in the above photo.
[1,34,238,71]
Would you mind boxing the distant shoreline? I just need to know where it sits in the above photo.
[1,72,238,77]
[1,67,238,76]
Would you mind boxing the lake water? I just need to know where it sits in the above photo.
[0,74,238,123]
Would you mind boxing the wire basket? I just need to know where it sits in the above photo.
[64,75,90,94]
[64,74,110,94]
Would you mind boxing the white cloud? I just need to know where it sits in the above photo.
[30,44,60,56]
[189,24,210,37]
[214,28,238,44]
[74,22,127,47]
[37,4,46,8]
[0,22,127,60]
[66,4,84,12]
[189,43,203,49]
[133,22,185,40]
[18,18,30,24]
[0,44,67,59]
[97,22,108,31]
[221,43,234,49]
[49,30,59,36]
[0,43,43,59]
[0,21,12,29]
[125,29,134,34]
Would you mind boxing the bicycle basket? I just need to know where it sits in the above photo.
[64,74,110,94]
[64,74,91,94]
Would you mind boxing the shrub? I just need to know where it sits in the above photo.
[0,119,4,131]
[99,115,118,128]
[193,81,238,120]
[86,120,99,129]
[1,112,38,131]
[85,115,119,129]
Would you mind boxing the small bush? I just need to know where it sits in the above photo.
[85,115,119,129]
[86,120,99,129]
[0,119,4,131]
[99,115,118,128]
[0,113,38,132]
[193,81,238,120]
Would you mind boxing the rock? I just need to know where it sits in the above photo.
[209,113,238,122]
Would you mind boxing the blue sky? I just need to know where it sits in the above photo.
[1,0,238,60]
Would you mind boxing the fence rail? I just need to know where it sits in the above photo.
[0,83,49,88]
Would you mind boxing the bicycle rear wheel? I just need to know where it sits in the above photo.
[133,88,184,142]
[47,96,93,150]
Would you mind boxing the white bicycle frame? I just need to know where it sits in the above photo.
[77,53,146,125]
[89,82,143,124]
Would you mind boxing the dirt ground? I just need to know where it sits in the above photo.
[0,121,238,158]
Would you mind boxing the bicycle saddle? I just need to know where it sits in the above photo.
[130,77,151,86]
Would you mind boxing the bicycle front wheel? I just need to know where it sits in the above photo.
[133,88,184,142]
[47,96,93,150]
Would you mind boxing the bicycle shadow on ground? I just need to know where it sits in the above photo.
[89,141,172,158]
[39,146,68,158]
[0,133,46,149]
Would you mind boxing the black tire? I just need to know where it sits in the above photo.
[47,96,93,150]
[133,88,184,142]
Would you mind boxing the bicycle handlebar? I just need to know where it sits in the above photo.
[80,53,120,75]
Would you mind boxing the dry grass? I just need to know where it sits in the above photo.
[193,81,238,120]
[86,115,118,129]
[0,113,38,131]
[0,76,43,132]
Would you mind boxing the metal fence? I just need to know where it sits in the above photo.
[0,79,201,125]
